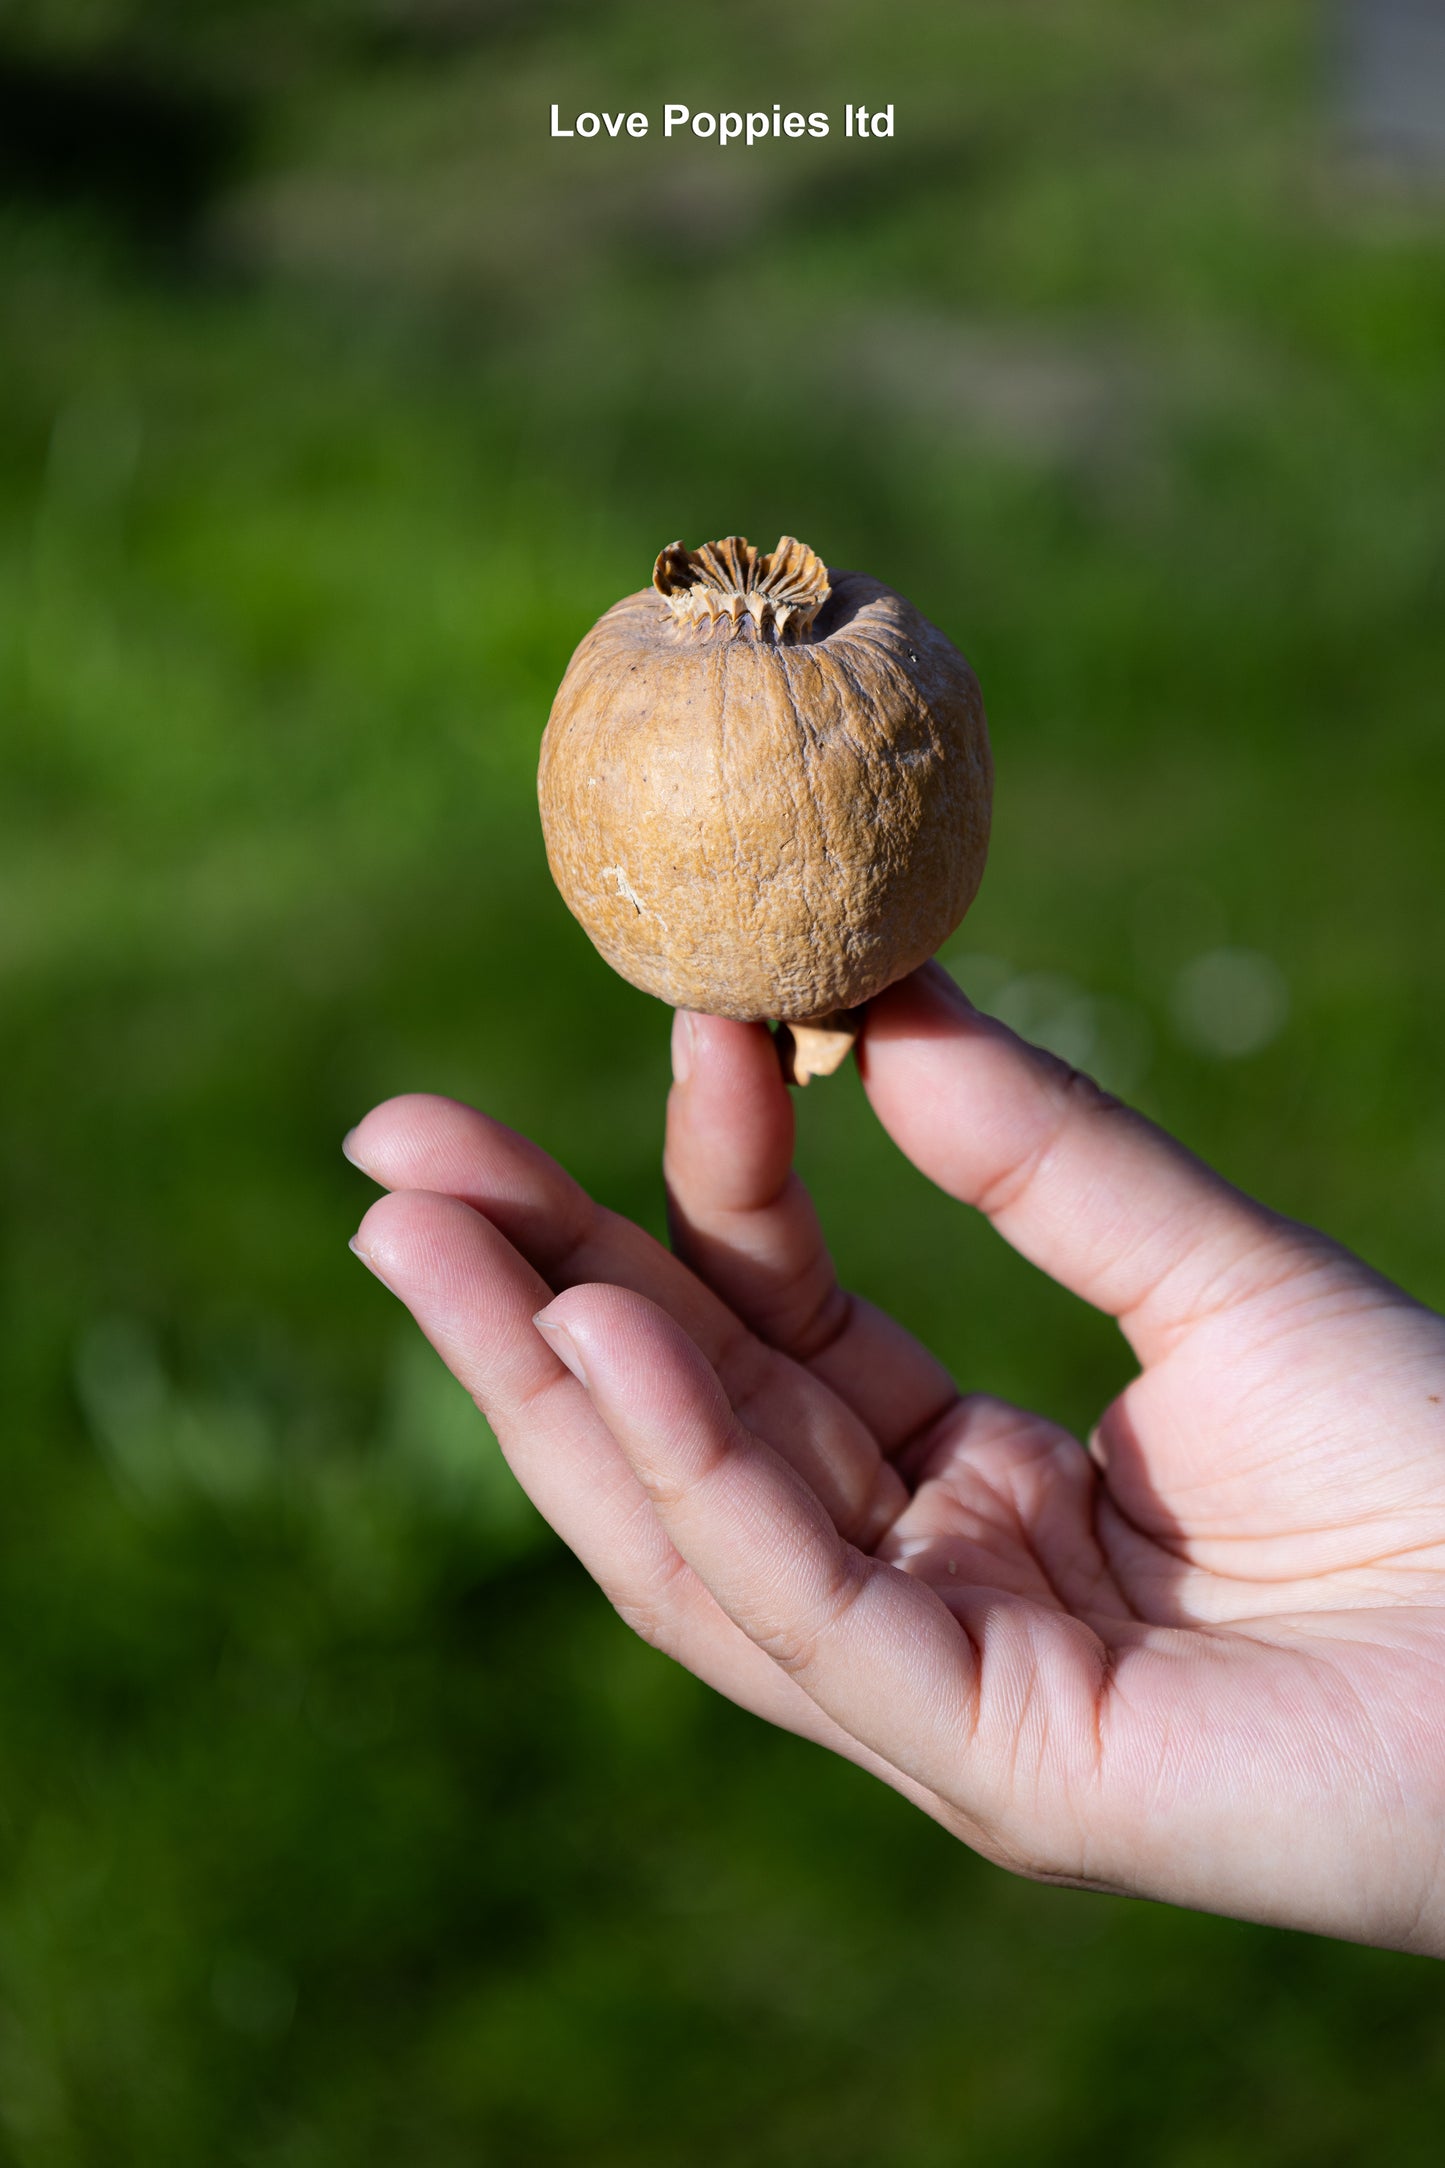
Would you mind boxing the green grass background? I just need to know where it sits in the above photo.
[2,1,1444,2159]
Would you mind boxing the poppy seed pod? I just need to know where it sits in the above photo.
[537,535,992,1080]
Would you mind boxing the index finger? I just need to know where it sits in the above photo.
[664,1010,961,1453]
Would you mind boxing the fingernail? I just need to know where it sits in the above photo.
[671,1009,695,1086]
[342,1127,364,1168]
[920,959,974,1013]
[533,1310,589,1388]
[348,1234,397,1295]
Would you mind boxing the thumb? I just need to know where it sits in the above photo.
[859,963,1323,1364]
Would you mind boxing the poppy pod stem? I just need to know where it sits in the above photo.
[775,1010,863,1087]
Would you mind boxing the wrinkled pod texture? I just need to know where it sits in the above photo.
[538,535,992,1037]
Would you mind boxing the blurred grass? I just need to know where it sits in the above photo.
[2,1,1445,2160]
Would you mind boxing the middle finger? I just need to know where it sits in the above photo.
[346,1092,906,1547]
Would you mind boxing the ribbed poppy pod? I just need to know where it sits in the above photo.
[538,535,992,1079]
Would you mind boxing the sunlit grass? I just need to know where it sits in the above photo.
[2,2,1444,2157]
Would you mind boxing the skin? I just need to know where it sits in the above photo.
[347,962,1445,1955]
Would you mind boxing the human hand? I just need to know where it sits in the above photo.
[346,963,1445,1954]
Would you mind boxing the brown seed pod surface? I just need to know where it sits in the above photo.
[538,535,991,1070]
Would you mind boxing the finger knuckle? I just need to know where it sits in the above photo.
[612,1595,675,1653]
[758,1548,871,1679]
[610,1550,692,1656]
[974,1062,1124,1221]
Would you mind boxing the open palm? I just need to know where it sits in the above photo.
[348,963,1445,1954]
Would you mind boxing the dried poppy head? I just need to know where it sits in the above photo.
[538,535,992,1080]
